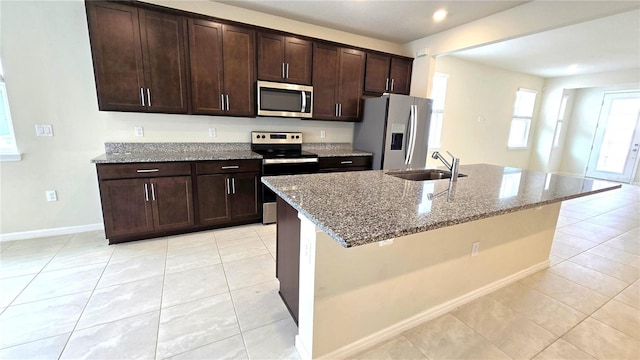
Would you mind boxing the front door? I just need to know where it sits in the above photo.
[586,91,640,183]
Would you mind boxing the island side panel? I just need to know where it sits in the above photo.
[303,203,561,359]
[276,196,301,323]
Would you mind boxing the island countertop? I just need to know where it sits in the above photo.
[262,164,621,248]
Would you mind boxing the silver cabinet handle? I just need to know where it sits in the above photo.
[231,177,236,194]
[140,88,145,106]
[221,165,239,169]
[136,169,160,173]
[147,88,151,107]
[151,183,156,201]
[390,79,395,92]
[225,95,229,112]
[221,94,225,111]
[286,63,289,79]
[335,103,338,117]
[282,63,285,78]
[144,183,149,201]
[226,178,230,195]
[339,103,342,117]
[385,78,389,91]
[340,160,353,164]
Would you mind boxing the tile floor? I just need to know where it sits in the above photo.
[0,184,638,359]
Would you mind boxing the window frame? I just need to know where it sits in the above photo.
[507,88,537,150]
[0,60,20,162]
[552,95,569,148]
[428,72,449,150]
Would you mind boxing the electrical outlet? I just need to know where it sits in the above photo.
[471,241,480,256]
[134,126,144,137]
[320,130,326,138]
[35,124,53,137]
[209,128,217,138]
[46,190,58,202]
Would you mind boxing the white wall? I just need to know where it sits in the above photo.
[0,0,401,236]
[427,56,544,169]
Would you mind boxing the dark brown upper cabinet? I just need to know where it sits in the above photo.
[86,1,188,113]
[258,32,312,85]
[312,43,365,122]
[364,53,413,95]
[188,19,255,116]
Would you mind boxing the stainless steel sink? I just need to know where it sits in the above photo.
[386,169,467,181]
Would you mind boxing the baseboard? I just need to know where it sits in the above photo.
[317,260,550,360]
[0,223,104,242]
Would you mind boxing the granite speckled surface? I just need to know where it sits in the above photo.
[91,142,370,163]
[262,164,621,248]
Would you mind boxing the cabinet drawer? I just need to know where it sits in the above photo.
[97,162,192,180]
[318,156,371,169]
[197,160,261,174]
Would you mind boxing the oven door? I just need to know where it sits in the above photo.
[262,158,318,224]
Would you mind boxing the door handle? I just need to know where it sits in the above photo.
[221,165,240,170]
[340,160,353,164]
[335,103,338,117]
[390,79,395,92]
[226,178,230,195]
[282,63,285,79]
[140,88,145,106]
[231,178,236,194]
[286,63,289,79]
[338,103,342,117]
[146,88,151,107]
[144,183,149,201]
[150,183,156,201]
[136,169,159,173]
[385,78,389,92]
[221,94,225,111]
[226,95,229,112]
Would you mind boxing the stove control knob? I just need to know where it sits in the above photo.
[261,135,266,139]
[295,135,300,139]
[256,135,260,139]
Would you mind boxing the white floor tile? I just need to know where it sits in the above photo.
[162,264,228,308]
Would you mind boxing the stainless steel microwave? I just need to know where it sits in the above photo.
[257,81,313,118]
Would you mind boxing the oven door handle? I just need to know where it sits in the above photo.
[263,158,319,165]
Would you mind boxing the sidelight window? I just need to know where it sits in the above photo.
[507,88,537,149]
[553,95,569,148]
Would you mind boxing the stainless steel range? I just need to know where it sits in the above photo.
[251,131,318,224]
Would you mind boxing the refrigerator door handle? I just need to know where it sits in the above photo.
[410,105,419,164]
[405,105,416,165]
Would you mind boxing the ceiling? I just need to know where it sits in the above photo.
[218,0,529,43]
[219,0,640,79]
[450,9,640,78]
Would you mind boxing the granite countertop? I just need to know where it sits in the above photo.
[261,164,621,248]
[91,142,372,164]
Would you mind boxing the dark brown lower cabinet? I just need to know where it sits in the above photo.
[276,196,301,323]
[99,176,193,242]
[196,172,260,226]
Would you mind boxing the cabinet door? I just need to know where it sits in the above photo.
[389,57,412,95]
[99,178,154,238]
[284,37,312,85]
[139,10,188,113]
[222,25,256,116]
[197,174,231,225]
[337,48,365,120]
[312,43,339,120]
[230,173,260,220]
[188,18,224,114]
[257,32,286,82]
[150,176,194,231]
[86,1,146,112]
[364,53,390,94]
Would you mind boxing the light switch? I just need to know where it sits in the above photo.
[35,124,53,136]
[209,128,217,138]
[134,126,144,137]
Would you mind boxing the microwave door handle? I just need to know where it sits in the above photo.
[301,91,306,112]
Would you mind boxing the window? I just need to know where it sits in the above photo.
[0,59,19,161]
[553,95,568,147]
[428,73,448,149]
[507,88,537,149]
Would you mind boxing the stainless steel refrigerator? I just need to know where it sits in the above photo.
[354,94,433,170]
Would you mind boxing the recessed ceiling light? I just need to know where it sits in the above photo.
[433,9,448,22]
[568,64,579,72]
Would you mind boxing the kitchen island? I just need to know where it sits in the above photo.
[261,164,620,359]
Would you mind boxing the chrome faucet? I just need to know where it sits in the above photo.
[432,151,460,181]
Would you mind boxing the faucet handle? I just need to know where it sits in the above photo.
[446,151,458,160]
